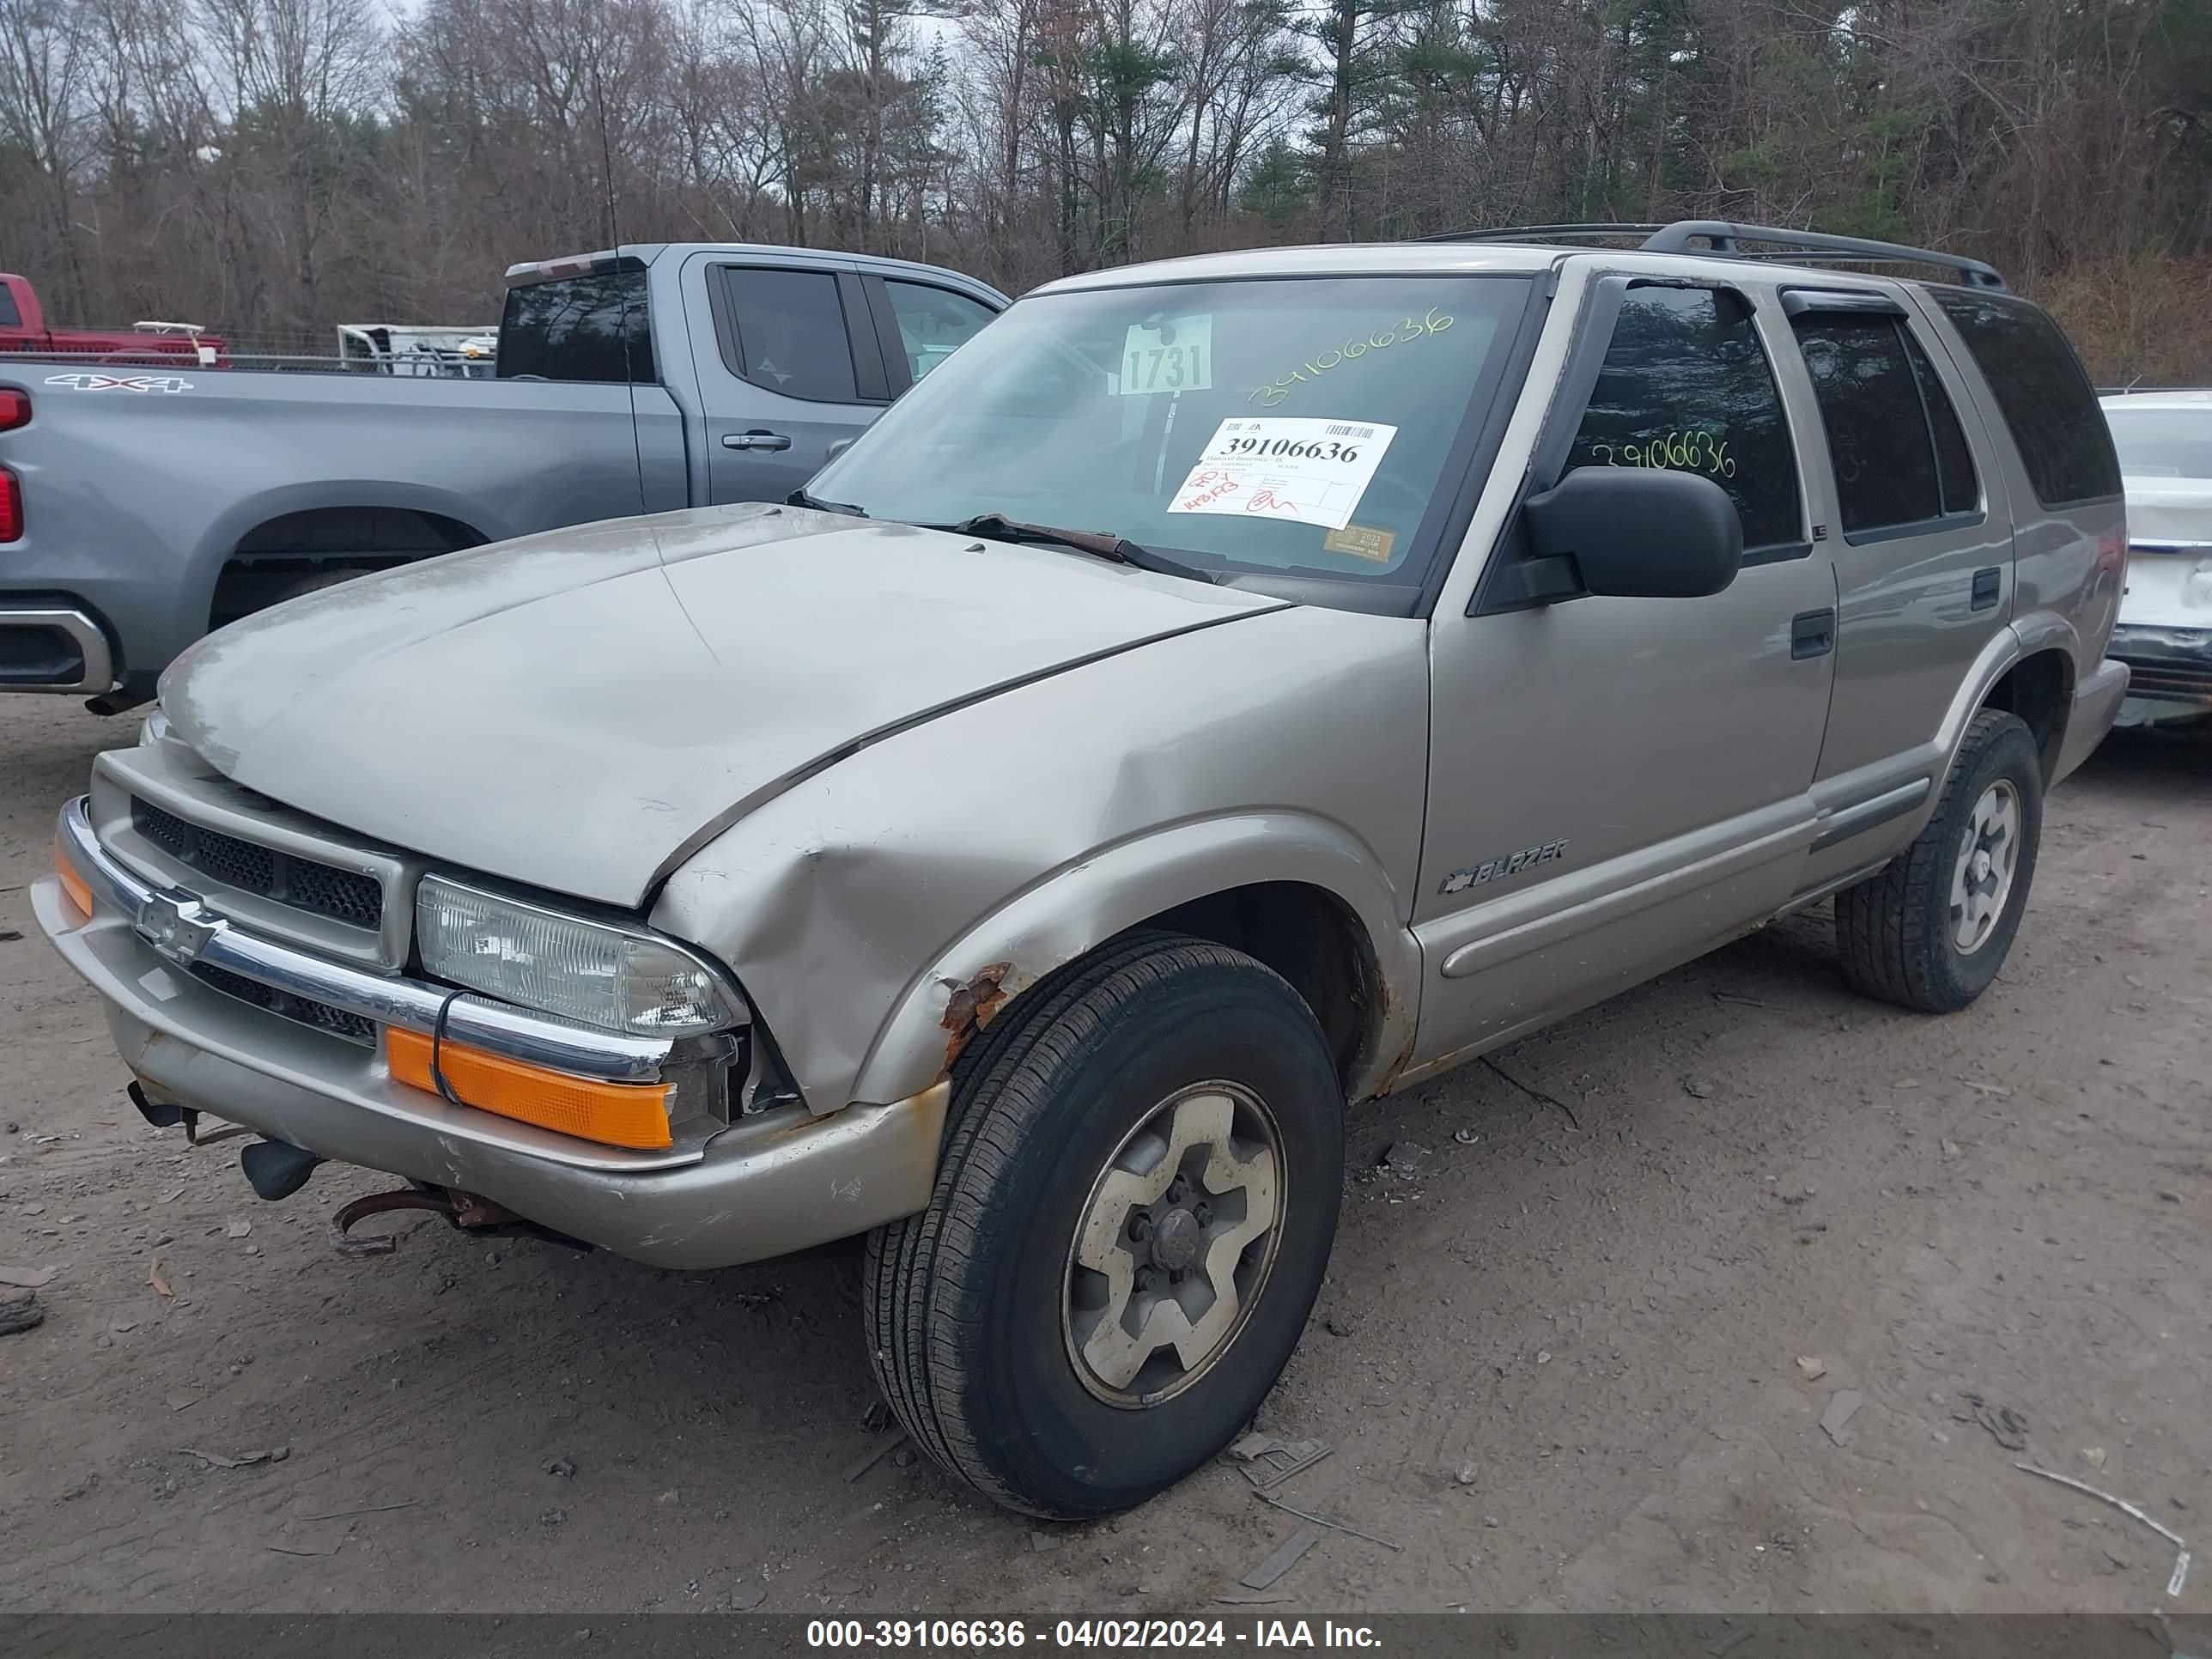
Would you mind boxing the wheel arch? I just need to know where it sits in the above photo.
[1138,880,1382,1089]
[843,814,1420,1112]
[1978,643,2075,787]
[1931,621,2081,812]
[185,482,501,636]
[209,503,491,630]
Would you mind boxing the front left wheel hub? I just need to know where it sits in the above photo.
[1062,1081,1284,1407]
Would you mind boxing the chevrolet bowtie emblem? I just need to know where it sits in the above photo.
[136,892,222,968]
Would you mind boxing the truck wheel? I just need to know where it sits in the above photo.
[1835,708,2044,1013]
[864,933,1343,1517]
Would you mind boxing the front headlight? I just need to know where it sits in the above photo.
[415,875,747,1037]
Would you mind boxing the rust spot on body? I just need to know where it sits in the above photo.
[939,960,1014,1072]
[1357,960,1415,1097]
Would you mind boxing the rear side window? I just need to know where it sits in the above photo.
[497,269,655,384]
[1792,314,1979,538]
[721,268,861,403]
[884,281,996,384]
[1565,285,1802,554]
[0,286,19,327]
[1932,290,2118,506]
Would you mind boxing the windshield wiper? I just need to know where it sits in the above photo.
[788,487,866,516]
[945,513,1218,585]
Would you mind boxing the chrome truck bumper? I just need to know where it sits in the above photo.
[35,799,947,1268]
[0,605,114,692]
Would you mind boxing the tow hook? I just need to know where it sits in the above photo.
[330,1187,593,1258]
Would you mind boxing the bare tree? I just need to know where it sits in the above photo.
[192,0,380,325]
[0,0,2203,378]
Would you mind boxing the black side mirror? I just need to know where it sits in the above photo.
[1521,465,1744,600]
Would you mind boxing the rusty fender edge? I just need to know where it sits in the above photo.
[938,960,1016,1073]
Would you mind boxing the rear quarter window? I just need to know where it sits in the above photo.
[497,268,655,385]
[1932,291,2118,507]
[0,286,19,328]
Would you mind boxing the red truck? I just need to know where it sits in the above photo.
[0,273,228,367]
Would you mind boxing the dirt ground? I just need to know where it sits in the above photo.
[1,694,2206,1617]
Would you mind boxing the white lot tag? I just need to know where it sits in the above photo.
[1168,417,1396,530]
[1118,315,1212,395]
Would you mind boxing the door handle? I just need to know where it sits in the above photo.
[722,430,792,452]
[1790,608,1837,660]
[1970,566,2002,611]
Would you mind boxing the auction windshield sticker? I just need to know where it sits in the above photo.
[1167,416,1397,530]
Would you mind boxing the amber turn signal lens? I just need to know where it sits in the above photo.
[55,836,94,917]
[385,1026,672,1150]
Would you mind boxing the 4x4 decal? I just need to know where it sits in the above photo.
[44,371,193,393]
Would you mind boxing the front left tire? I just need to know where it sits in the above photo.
[863,933,1344,1517]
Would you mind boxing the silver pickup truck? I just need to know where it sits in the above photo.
[0,244,1004,707]
[38,222,2127,1520]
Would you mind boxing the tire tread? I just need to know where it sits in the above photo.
[1835,708,2039,1013]
[864,932,1276,1514]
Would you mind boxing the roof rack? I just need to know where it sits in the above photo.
[1418,218,2007,291]
[1413,222,1666,246]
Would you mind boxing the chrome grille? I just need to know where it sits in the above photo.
[131,797,384,927]
[189,962,378,1046]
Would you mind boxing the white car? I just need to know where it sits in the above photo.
[2101,389,2212,726]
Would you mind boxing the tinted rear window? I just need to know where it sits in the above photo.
[1932,291,2117,507]
[1906,330,1979,514]
[1793,315,1942,537]
[1792,313,1981,538]
[0,286,19,328]
[498,268,655,384]
[720,268,860,403]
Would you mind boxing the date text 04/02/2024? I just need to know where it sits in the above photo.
[804,1620,1383,1649]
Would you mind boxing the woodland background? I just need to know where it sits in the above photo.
[1,0,2208,379]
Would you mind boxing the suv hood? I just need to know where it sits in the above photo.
[161,504,1282,908]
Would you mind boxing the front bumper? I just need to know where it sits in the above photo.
[36,801,947,1267]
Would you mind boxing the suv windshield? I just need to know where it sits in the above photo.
[807,275,1534,604]
[2105,406,2212,481]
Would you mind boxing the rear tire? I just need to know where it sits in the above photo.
[1835,708,2043,1013]
[863,933,1344,1517]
